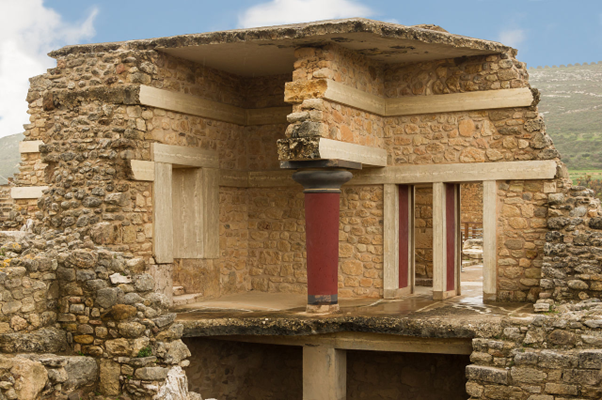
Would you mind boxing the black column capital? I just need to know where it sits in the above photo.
[292,169,353,193]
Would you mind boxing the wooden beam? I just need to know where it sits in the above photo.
[219,169,250,187]
[323,80,386,115]
[386,87,534,116]
[139,85,290,126]
[10,186,47,199]
[206,332,473,355]
[246,107,290,126]
[317,138,387,167]
[140,85,246,125]
[319,80,534,116]
[130,160,155,181]
[218,161,557,188]
[351,160,557,185]
[19,140,43,154]
[152,143,219,168]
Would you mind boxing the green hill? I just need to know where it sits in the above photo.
[0,133,23,185]
[529,62,602,170]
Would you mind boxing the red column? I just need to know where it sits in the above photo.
[305,192,340,307]
[293,169,353,313]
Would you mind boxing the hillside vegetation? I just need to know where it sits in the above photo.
[529,62,602,170]
[0,133,23,185]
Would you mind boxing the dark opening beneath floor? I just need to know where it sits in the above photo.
[184,337,303,400]
[184,337,470,400]
[347,350,470,400]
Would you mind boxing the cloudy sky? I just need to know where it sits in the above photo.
[0,0,601,138]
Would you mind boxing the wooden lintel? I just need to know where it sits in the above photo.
[323,80,386,115]
[246,107,290,126]
[139,85,290,126]
[320,80,534,116]
[11,186,47,199]
[19,140,44,154]
[152,143,219,168]
[205,333,473,355]
[219,160,557,188]
[386,87,534,116]
[351,160,557,185]
[317,138,387,167]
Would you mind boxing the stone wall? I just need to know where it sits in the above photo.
[540,184,602,302]
[383,53,528,97]
[466,301,602,400]
[0,185,14,229]
[283,43,386,148]
[0,230,196,399]
[415,186,434,285]
[461,183,483,225]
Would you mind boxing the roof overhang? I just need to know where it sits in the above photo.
[51,18,514,77]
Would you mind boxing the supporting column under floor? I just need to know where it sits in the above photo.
[303,345,346,400]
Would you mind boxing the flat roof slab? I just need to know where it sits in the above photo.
[50,18,513,77]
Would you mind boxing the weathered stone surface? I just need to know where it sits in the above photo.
[100,359,121,396]
[96,287,123,308]
[465,365,508,384]
[111,304,137,320]
[578,349,602,369]
[63,356,98,390]
[134,273,155,292]
[0,328,67,353]
[154,366,190,400]
[135,366,169,381]
[0,356,48,400]
[153,313,177,328]
[118,321,146,338]
[161,339,191,365]
[105,338,132,356]
[48,367,68,383]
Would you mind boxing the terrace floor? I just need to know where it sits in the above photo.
[175,264,535,340]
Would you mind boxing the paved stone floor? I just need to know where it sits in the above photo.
[176,263,534,338]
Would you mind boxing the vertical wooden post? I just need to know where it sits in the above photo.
[433,182,459,300]
[153,163,173,263]
[384,184,414,299]
[483,180,498,302]
[383,184,399,298]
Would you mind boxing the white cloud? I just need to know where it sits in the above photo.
[498,28,526,48]
[0,0,98,138]
[238,0,372,28]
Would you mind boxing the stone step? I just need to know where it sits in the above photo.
[173,293,203,307]
[173,286,186,296]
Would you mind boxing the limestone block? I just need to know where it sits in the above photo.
[100,359,121,396]
[465,365,508,384]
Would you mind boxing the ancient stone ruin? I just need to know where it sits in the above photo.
[1,17,602,399]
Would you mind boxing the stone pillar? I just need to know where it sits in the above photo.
[292,169,352,313]
[303,345,346,400]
